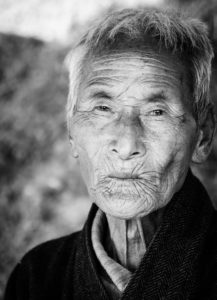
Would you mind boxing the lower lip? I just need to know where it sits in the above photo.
[104,178,142,196]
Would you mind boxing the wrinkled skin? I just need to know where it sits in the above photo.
[69,51,204,219]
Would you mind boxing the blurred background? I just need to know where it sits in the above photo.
[0,0,217,298]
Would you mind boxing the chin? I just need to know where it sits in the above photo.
[93,192,158,219]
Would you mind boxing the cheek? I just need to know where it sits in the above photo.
[73,130,104,188]
[147,122,196,170]
[75,139,96,183]
[72,111,113,160]
[146,123,177,156]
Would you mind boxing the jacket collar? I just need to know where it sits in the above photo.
[77,170,215,299]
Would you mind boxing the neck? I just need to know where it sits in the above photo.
[105,209,164,271]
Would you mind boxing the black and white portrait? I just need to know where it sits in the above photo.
[1,1,217,299]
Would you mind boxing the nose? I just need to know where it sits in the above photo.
[109,116,146,160]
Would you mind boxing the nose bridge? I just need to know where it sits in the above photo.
[118,109,141,136]
[110,109,145,159]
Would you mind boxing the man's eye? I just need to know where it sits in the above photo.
[150,109,164,116]
[94,105,111,112]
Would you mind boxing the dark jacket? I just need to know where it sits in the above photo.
[4,171,217,300]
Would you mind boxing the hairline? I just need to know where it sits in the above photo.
[66,7,214,133]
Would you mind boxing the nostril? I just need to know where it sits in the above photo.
[132,151,139,156]
[111,149,140,156]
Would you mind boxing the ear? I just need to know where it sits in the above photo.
[69,135,79,158]
[192,105,216,164]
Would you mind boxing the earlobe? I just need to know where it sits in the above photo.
[69,135,79,158]
[192,130,210,163]
[192,106,216,164]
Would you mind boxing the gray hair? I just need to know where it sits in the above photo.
[66,7,214,131]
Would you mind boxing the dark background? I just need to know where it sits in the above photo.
[0,0,217,298]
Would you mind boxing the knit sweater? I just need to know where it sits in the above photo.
[4,171,217,300]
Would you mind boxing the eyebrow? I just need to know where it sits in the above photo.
[87,90,169,105]
[85,81,170,104]
[147,92,167,102]
[89,90,112,100]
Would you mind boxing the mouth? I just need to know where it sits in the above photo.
[98,171,160,198]
[108,172,140,180]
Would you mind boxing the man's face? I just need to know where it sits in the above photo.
[70,51,198,219]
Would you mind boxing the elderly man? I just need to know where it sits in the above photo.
[4,6,217,300]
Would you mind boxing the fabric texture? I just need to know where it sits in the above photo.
[4,170,217,300]
[92,209,132,292]
[105,213,149,271]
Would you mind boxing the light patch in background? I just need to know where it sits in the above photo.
[0,0,163,44]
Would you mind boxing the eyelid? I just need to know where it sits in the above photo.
[95,105,110,109]
[149,109,165,116]
[141,103,166,112]
[93,102,112,109]
[93,104,113,113]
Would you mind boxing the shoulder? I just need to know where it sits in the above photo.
[4,231,82,300]
[26,231,81,256]
[21,230,81,270]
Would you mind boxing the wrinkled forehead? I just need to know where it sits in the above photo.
[79,49,189,93]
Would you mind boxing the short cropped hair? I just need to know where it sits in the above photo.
[66,7,214,131]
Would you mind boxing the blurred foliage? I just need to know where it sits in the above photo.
[0,33,90,298]
[0,1,217,299]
